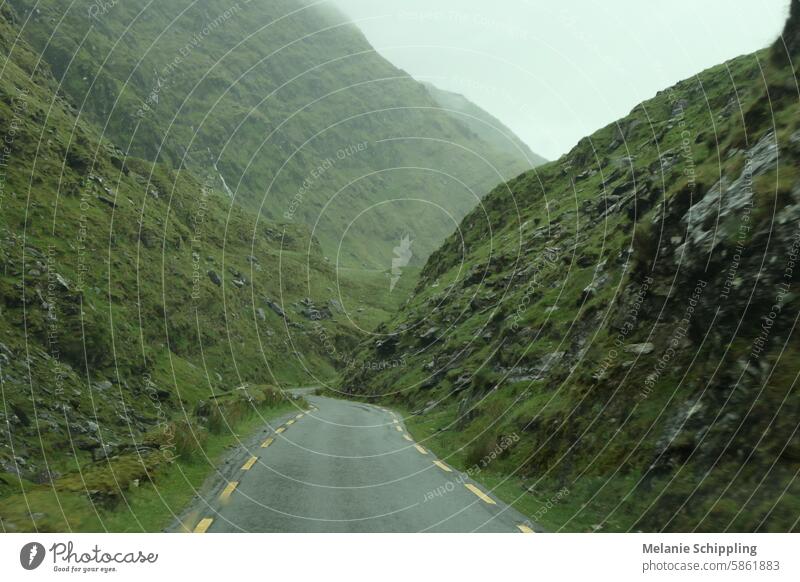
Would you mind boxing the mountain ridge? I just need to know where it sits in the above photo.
[340,14,800,531]
[0,3,417,530]
[6,0,544,268]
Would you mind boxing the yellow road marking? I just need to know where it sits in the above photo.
[261,437,274,448]
[241,456,258,471]
[465,483,496,505]
[219,481,239,502]
[414,444,428,455]
[296,413,304,419]
[403,434,413,442]
[517,524,535,533]
[395,425,403,432]
[392,419,398,424]
[433,460,452,472]
[286,419,295,426]
[193,518,214,533]
[275,427,285,434]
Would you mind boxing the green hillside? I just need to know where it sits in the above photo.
[423,82,546,168]
[6,0,542,268]
[0,4,412,531]
[341,12,800,532]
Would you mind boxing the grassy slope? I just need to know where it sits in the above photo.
[0,6,412,531]
[342,32,800,531]
[7,0,542,267]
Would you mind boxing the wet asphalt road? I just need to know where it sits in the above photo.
[185,395,534,533]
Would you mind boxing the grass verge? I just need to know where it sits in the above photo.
[0,397,302,533]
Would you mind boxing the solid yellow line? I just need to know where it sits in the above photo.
[219,481,239,502]
[465,483,496,505]
[275,427,285,434]
[517,524,535,533]
[433,460,452,472]
[261,437,274,448]
[193,518,213,533]
[403,434,413,442]
[414,444,428,455]
[286,419,295,426]
[241,456,258,471]
[395,425,403,432]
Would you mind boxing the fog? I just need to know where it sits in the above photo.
[331,0,790,160]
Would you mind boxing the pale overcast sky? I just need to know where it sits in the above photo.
[330,0,790,160]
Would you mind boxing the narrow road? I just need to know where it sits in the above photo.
[183,395,535,533]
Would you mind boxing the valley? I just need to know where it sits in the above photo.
[1,0,799,535]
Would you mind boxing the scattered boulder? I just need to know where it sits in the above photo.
[624,342,655,355]
[265,299,286,318]
[97,195,116,208]
[207,270,221,286]
[93,380,112,392]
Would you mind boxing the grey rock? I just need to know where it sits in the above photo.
[419,327,439,340]
[671,99,688,117]
[97,195,116,208]
[501,352,564,383]
[92,443,115,461]
[677,132,778,258]
[265,299,286,319]
[421,400,437,414]
[624,342,655,355]
[54,273,70,291]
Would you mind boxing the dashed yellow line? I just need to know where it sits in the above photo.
[286,419,295,426]
[193,518,214,533]
[402,434,413,442]
[465,483,496,505]
[275,427,285,434]
[414,444,428,455]
[395,425,403,432]
[219,481,239,502]
[392,419,399,425]
[296,413,304,419]
[517,524,535,533]
[241,456,258,471]
[261,437,274,448]
[433,460,452,472]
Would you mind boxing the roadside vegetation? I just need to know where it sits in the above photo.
[342,11,800,532]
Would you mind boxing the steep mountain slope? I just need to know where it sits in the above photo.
[423,83,546,168]
[342,9,800,532]
[7,0,542,268]
[0,5,403,531]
